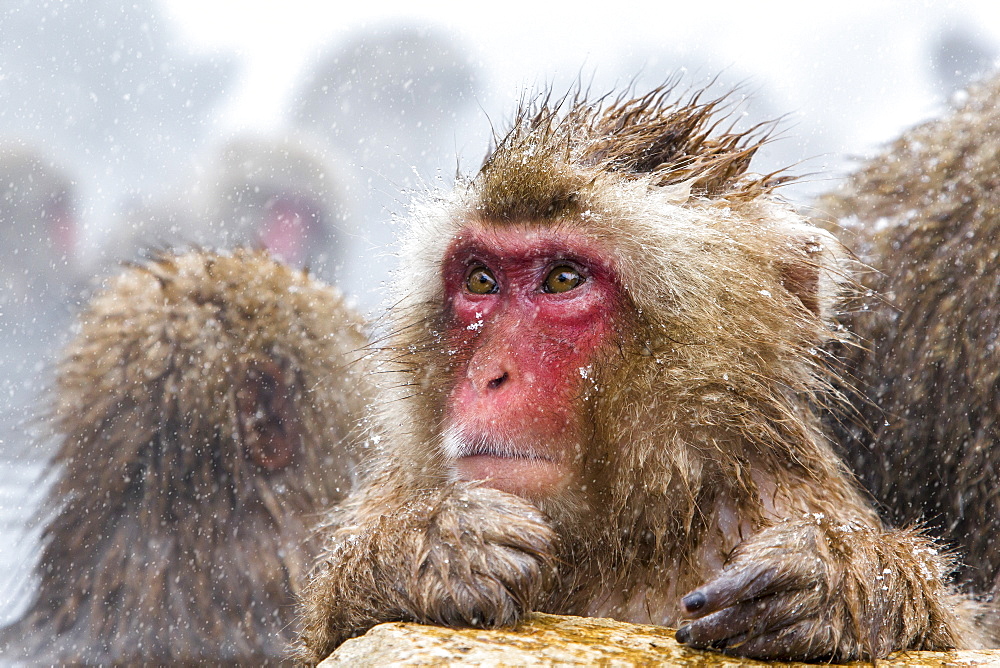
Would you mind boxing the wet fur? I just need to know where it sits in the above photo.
[821,75,1000,607]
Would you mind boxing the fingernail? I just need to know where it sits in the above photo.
[675,626,691,644]
[682,592,706,612]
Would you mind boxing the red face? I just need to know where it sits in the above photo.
[441,224,621,499]
[258,198,317,266]
[45,198,75,257]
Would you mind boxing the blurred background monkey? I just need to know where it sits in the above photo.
[2,249,372,665]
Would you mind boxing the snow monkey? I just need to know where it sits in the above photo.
[0,142,79,308]
[1,249,371,665]
[821,74,1000,603]
[295,86,983,664]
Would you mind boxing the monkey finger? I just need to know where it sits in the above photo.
[681,562,787,617]
[717,618,838,662]
[676,592,805,649]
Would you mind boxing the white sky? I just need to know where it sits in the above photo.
[161,0,1000,152]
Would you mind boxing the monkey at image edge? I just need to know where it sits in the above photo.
[822,72,1000,637]
[0,249,373,665]
[294,84,991,665]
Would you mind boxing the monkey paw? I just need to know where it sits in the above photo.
[675,520,848,662]
[403,485,558,630]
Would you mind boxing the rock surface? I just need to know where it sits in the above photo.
[319,613,1000,666]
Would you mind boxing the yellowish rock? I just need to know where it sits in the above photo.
[319,613,1000,666]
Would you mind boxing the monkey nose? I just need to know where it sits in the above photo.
[468,352,515,392]
[487,372,509,390]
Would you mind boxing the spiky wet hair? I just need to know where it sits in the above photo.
[397,83,840,329]
[473,84,782,224]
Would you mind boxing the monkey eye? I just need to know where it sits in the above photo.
[542,265,584,293]
[466,265,499,294]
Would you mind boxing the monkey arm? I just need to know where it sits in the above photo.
[675,513,978,662]
[295,481,557,665]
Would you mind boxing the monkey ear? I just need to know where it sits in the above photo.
[779,259,821,316]
[778,229,844,320]
[235,360,301,471]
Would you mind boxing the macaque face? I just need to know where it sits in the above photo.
[44,197,75,257]
[441,223,622,499]
[258,197,319,265]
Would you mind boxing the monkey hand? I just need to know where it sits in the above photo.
[402,483,559,629]
[296,483,558,664]
[675,516,965,662]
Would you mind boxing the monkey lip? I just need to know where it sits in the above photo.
[459,443,553,461]
[454,454,566,497]
[444,432,566,496]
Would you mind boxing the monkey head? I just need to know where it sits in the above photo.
[381,89,845,526]
[52,249,369,509]
[5,248,374,664]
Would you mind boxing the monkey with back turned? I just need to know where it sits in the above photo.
[820,74,1000,602]
[1,249,372,665]
[295,86,985,664]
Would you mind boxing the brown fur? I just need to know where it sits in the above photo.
[1,249,371,664]
[296,85,981,665]
[821,74,1000,600]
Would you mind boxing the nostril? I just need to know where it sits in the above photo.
[487,372,509,390]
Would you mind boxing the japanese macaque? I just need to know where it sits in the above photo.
[1,249,371,664]
[102,134,351,282]
[296,87,982,665]
[0,143,78,305]
[0,143,80,463]
[821,74,1000,597]
[291,25,479,183]
[207,135,352,275]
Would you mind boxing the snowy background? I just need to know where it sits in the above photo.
[1,0,999,626]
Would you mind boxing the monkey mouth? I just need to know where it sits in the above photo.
[442,428,565,497]
[441,429,554,462]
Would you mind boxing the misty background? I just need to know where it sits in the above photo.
[1,0,998,624]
